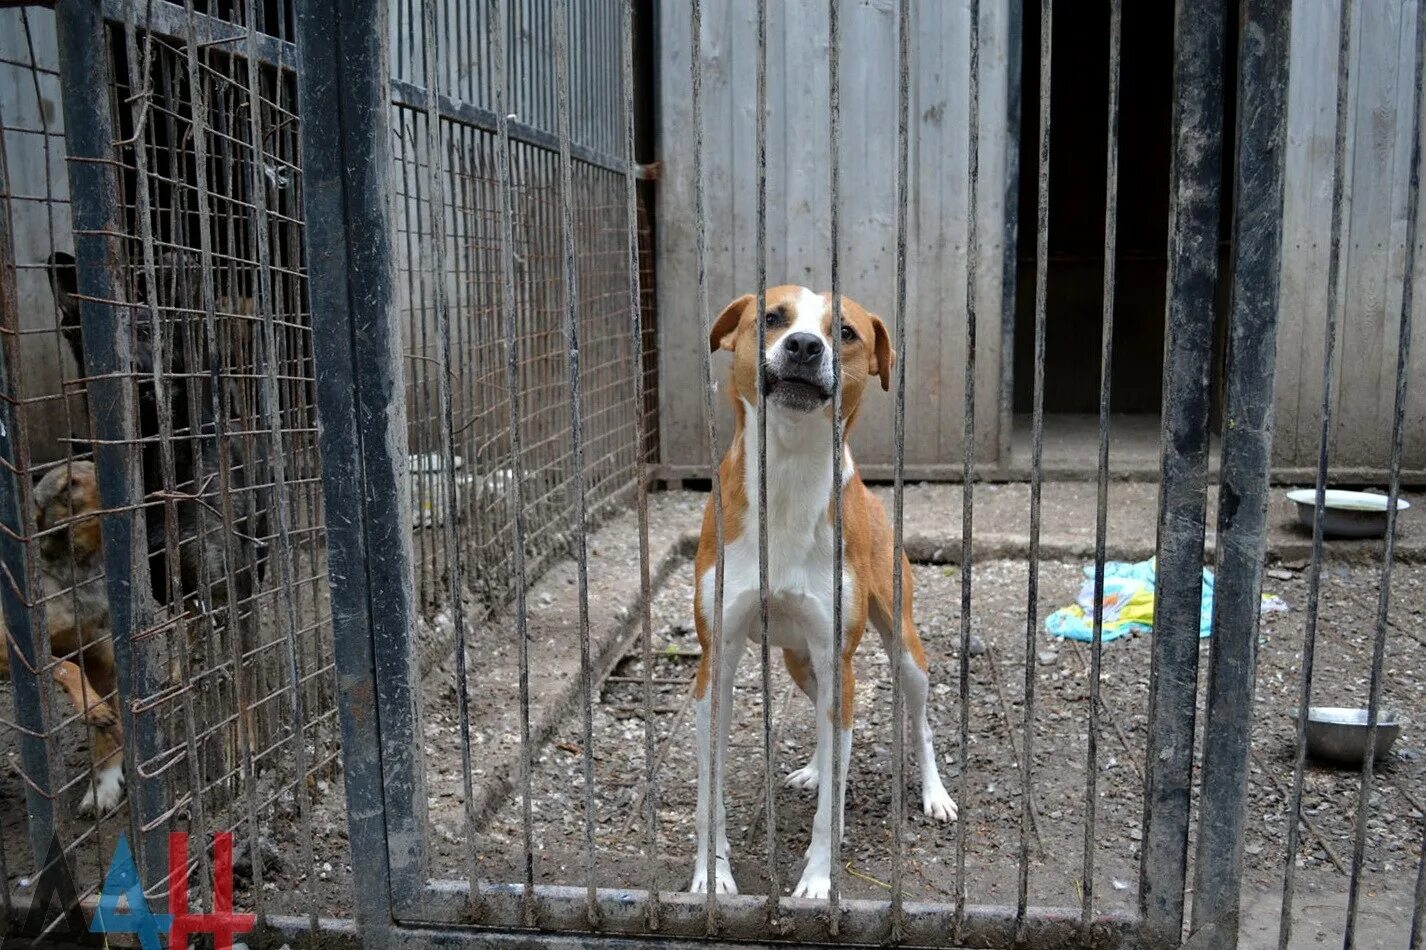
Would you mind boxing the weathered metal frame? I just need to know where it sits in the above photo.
[1137,0,1229,941]
[295,0,414,938]
[51,0,171,891]
[13,0,1401,947]
[287,1,1297,948]
[30,0,331,910]
[1190,0,1293,943]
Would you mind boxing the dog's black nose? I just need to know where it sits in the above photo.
[783,332,824,364]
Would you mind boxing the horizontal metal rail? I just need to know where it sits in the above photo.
[100,0,295,70]
[390,77,629,174]
[408,882,1137,948]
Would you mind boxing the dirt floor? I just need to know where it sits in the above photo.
[454,557,1424,936]
[4,482,1425,946]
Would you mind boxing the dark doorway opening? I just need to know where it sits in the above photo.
[1011,2,1238,470]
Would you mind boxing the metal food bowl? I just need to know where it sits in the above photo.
[1291,707,1404,766]
[1285,489,1411,539]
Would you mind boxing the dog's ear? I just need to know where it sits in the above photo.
[709,294,753,353]
[869,313,895,391]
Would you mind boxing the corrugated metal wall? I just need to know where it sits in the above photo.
[655,0,1426,481]
[1276,0,1426,474]
[653,0,1013,478]
[0,10,76,467]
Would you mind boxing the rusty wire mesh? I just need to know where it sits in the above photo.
[0,0,344,932]
[391,0,654,630]
[0,8,121,916]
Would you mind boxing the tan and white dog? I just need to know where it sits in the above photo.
[690,285,957,900]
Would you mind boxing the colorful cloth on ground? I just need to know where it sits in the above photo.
[1043,557,1287,643]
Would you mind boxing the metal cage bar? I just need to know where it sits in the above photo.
[1083,0,1122,931]
[890,0,910,936]
[1278,2,1354,944]
[294,0,410,937]
[53,0,170,889]
[1139,0,1228,940]
[1022,0,1052,922]
[1190,1,1292,945]
[1343,0,1425,942]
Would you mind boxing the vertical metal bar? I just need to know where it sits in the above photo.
[419,0,481,909]
[1189,1,1291,945]
[551,0,599,925]
[621,0,659,930]
[998,0,1024,472]
[753,0,777,924]
[690,0,728,930]
[891,0,910,936]
[827,0,845,925]
[178,0,268,902]
[1021,0,1052,926]
[118,6,217,912]
[490,0,535,924]
[1140,0,1228,939]
[53,0,170,889]
[241,0,319,930]
[1278,3,1353,946]
[0,98,59,876]
[1342,2,1424,943]
[1084,0,1123,931]
[956,0,980,927]
[1414,819,1426,949]
[295,0,417,932]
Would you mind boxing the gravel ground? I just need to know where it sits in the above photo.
[453,554,1424,933]
[4,486,1423,944]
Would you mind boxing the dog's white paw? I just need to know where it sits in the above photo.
[923,783,958,822]
[689,855,737,895]
[785,763,820,791]
[78,765,125,817]
[792,871,832,900]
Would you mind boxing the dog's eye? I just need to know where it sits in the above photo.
[764,307,784,327]
[840,324,858,343]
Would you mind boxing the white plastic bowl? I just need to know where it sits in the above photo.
[1285,489,1410,539]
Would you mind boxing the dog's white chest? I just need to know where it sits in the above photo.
[698,406,856,651]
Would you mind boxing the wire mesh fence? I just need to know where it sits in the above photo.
[390,0,653,628]
[0,0,343,937]
[2,0,1425,948]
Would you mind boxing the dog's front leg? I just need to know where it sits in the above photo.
[793,649,852,900]
[690,633,743,895]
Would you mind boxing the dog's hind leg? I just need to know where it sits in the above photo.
[782,649,823,791]
[895,642,957,821]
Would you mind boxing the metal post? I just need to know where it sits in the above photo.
[1139,0,1228,941]
[53,0,170,890]
[1189,1,1291,945]
[1084,0,1123,932]
[956,0,981,929]
[0,116,59,877]
[295,0,423,936]
[1279,3,1353,945]
[1343,0,1426,943]
[1023,0,1052,925]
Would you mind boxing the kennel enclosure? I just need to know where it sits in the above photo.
[0,0,1421,948]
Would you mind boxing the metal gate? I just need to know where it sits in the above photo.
[0,0,1422,947]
